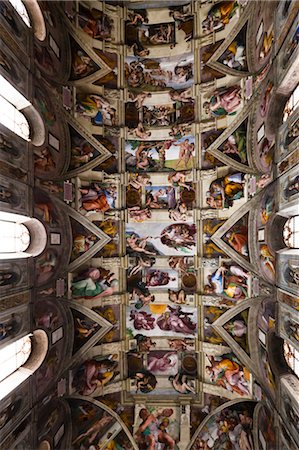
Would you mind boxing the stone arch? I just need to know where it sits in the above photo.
[23,0,46,41]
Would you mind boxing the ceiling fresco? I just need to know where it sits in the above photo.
[0,1,298,450]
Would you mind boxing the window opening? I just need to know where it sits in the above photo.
[8,0,31,27]
[0,220,30,253]
[0,75,30,141]
[283,85,299,122]
[284,341,299,377]
[283,216,299,249]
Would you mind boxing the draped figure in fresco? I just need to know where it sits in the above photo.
[202,1,238,34]
[226,225,249,257]
[220,40,247,71]
[206,355,250,396]
[135,407,175,449]
[78,8,113,40]
[204,265,248,300]
[72,234,97,256]
[70,140,96,168]
[130,310,155,330]
[206,173,245,208]
[222,128,247,163]
[76,94,117,126]
[71,267,118,299]
[80,183,117,213]
[72,50,96,78]
[73,355,118,396]
[203,85,242,117]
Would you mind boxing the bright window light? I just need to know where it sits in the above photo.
[284,341,299,377]
[0,334,32,401]
[283,85,299,122]
[284,216,299,249]
[0,96,30,140]
[0,75,30,140]
[8,0,31,27]
[0,335,31,383]
[0,75,30,110]
[0,221,30,253]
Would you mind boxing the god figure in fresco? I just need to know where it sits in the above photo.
[160,223,196,250]
[206,173,245,209]
[156,306,196,335]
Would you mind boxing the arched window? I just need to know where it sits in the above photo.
[0,211,47,260]
[283,216,299,248]
[283,85,299,122]
[0,75,30,141]
[0,334,31,384]
[0,221,30,253]
[10,0,47,41]
[0,330,48,401]
[284,341,299,378]
[8,0,31,27]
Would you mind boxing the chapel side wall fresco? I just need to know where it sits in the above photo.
[0,1,299,449]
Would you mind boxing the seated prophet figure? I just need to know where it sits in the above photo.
[226,225,249,257]
[202,1,238,34]
[80,183,117,213]
[203,85,241,117]
[206,173,245,209]
[222,128,247,163]
[73,355,118,395]
[71,267,118,299]
[204,265,248,300]
[206,355,250,396]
